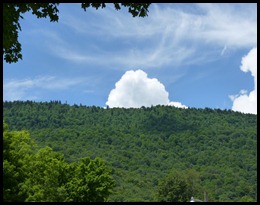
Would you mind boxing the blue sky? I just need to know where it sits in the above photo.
[3,3,257,114]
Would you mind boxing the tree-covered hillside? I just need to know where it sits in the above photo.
[3,101,257,202]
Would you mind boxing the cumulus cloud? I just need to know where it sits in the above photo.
[106,70,188,108]
[229,47,257,114]
[168,101,188,109]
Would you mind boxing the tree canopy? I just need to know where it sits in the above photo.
[3,3,151,64]
[157,169,202,202]
[3,101,257,202]
[3,121,115,202]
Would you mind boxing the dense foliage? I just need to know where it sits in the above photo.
[3,101,257,202]
[3,121,115,202]
[157,169,202,202]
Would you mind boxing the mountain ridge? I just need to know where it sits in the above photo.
[3,100,257,202]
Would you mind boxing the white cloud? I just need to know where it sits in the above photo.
[229,47,257,114]
[168,101,188,109]
[194,3,256,48]
[106,69,188,108]
[3,78,39,101]
[54,3,256,69]
[220,45,227,56]
[3,76,87,101]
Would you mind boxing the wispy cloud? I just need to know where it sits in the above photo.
[194,3,256,48]
[4,76,87,101]
[220,45,227,56]
[56,4,257,68]
[42,3,255,70]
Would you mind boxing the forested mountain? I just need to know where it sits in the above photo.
[3,100,257,202]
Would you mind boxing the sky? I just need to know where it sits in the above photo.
[3,3,257,114]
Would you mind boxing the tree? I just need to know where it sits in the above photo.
[3,122,116,202]
[3,3,151,64]
[64,157,116,202]
[18,147,116,202]
[18,146,68,202]
[3,122,36,201]
[239,196,255,202]
[157,169,202,202]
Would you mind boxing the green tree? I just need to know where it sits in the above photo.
[3,121,116,202]
[3,122,36,201]
[3,3,151,64]
[239,196,255,202]
[157,169,202,202]
[18,146,68,202]
[64,157,116,202]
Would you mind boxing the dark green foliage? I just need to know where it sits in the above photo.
[158,170,189,202]
[3,3,151,64]
[157,169,203,202]
[81,3,150,17]
[3,101,257,202]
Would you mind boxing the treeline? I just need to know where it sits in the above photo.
[3,100,257,202]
